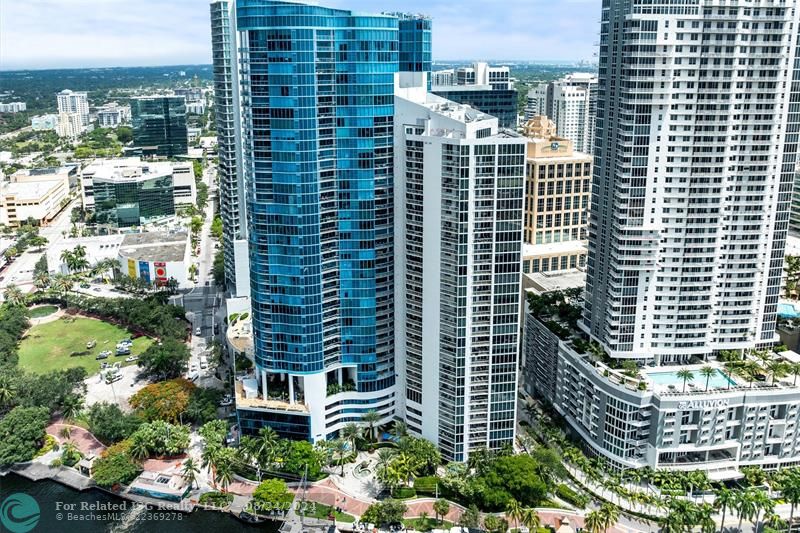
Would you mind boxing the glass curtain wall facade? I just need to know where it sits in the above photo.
[236,0,398,440]
[131,96,189,157]
[398,15,432,89]
[93,176,175,228]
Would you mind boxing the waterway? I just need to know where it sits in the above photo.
[0,473,280,532]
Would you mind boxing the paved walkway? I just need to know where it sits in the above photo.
[47,421,106,457]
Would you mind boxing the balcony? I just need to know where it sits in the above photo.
[235,380,309,414]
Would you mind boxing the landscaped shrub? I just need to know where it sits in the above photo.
[414,476,440,495]
[555,484,589,508]
[199,491,233,508]
[392,486,417,499]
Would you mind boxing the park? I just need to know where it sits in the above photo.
[18,309,153,375]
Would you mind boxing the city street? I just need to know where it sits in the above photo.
[0,196,78,295]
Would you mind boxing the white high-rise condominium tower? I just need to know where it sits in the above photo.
[524,0,800,475]
[395,82,526,462]
[525,73,597,153]
[56,90,89,128]
[586,1,799,361]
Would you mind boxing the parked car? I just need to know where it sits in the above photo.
[80,283,90,289]
[195,327,202,336]
[219,395,234,407]
[125,355,138,363]
[96,351,110,360]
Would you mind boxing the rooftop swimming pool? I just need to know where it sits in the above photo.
[779,303,800,319]
[648,369,736,390]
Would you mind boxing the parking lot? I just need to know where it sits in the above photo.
[83,364,151,410]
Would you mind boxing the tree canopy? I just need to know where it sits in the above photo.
[87,402,142,445]
[137,339,191,381]
[0,406,50,466]
[129,378,195,422]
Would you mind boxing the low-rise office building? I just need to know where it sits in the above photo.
[96,103,131,128]
[0,180,68,228]
[48,231,191,288]
[80,158,195,227]
[0,102,26,113]
[31,114,58,131]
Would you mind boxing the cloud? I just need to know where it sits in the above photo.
[0,0,598,69]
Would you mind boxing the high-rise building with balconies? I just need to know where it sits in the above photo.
[213,0,431,442]
[525,0,800,477]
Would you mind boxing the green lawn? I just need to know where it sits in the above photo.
[18,316,154,375]
[303,503,356,523]
[28,305,58,318]
[403,518,454,531]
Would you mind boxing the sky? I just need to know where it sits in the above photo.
[0,0,599,70]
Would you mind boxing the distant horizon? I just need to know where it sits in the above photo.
[0,59,597,74]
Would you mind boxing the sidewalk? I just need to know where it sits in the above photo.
[47,421,107,457]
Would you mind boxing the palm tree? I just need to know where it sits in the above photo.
[698,503,716,533]
[59,426,72,442]
[61,395,83,421]
[789,362,800,386]
[418,511,429,531]
[341,422,361,452]
[752,489,774,532]
[33,272,50,290]
[2,284,25,307]
[598,503,619,532]
[767,359,789,385]
[391,420,408,440]
[0,374,16,413]
[699,366,716,391]
[714,487,735,533]
[361,410,382,442]
[433,499,450,525]
[51,274,72,296]
[188,264,199,282]
[73,245,87,261]
[201,444,220,488]
[181,458,200,490]
[723,361,740,389]
[215,460,234,493]
[256,426,279,468]
[676,369,695,392]
[735,489,757,533]
[584,510,604,533]
[334,438,349,476]
[505,499,523,530]
[783,471,800,533]
[129,439,150,461]
[521,508,540,532]
[60,249,74,273]
[376,448,395,478]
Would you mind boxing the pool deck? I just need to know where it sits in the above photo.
[645,365,736,393]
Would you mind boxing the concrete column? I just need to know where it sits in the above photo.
[338,369,343,386]
[262,371,268,399]
[289,375,295,405]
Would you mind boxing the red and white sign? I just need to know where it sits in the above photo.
[154,262,167,279]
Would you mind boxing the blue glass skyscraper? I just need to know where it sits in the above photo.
[224,0,428,441]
